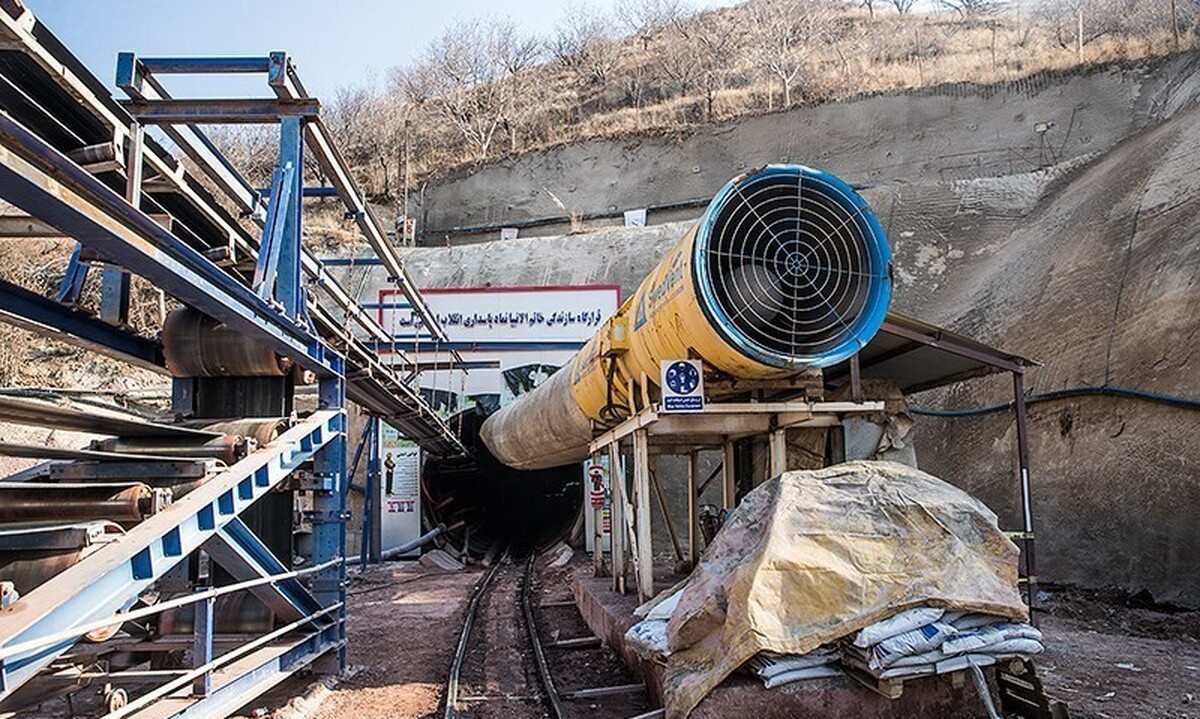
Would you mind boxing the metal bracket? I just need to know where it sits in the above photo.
[290,471,337,492]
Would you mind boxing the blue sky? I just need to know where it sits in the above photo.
[24,0,641,99]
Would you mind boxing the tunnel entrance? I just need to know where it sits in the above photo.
[422,408,583,557]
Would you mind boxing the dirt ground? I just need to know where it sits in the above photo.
[291,563,474,719]
[239,564,1200,719]
[1036,586,1200,719]
[246,555,651,719]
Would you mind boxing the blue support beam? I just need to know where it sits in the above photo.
[311,373,348,671]
[356,416,379,569]
[0,276,164,372]
[258,186,339,199]
[100,268,131,325]
[367,417,382,564]
[252,165,293,302]
[121,98,320,124]
[137,56,274,74]
[54,243,89,304]
[202,517,325,623]
[275,116,304,319]
[0,410,345,699]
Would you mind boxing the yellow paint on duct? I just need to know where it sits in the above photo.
[570,225,794,420]
[479,164,893,470]
[482,226,792,470]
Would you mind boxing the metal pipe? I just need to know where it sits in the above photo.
[91,435,246,464]
[380,524,445,561]
[481,164,893,470]
[0,483,160,523]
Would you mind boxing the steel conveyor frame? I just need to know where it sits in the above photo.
[0,0,459,713]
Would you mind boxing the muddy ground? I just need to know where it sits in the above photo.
[236,561,1199,719]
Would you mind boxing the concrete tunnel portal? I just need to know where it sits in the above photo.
[422,407,584,556]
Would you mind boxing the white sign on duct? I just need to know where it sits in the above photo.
[624,208,647,227]
[500,227,519,241]
[661,359,705,413]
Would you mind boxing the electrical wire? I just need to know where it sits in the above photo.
[598,355,630,426]
[911,385,1200,418]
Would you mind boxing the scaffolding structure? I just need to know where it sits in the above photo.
[592,315,1041,610]
[0,1,464,715]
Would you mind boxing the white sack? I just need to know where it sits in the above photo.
[871,622,957,669]
[853,607,945,648]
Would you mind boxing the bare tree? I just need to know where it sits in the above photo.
[400,16,542,162]
[679,11,739,119]
[861,0,878,19]
[487,18,545,152]
[616,0,689,48]
[656,23,703,97]
[935,0,1002,16]
[744,0,835,108]
[887,0,918,13]
[549,3,623,86]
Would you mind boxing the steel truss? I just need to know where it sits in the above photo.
[0,0,456,714]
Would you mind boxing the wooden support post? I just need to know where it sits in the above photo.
[592,451,605,577]
[687,451,700,567]
[722,438,736,510]
[769,427,788,478]
[608,442,628,594]
[633,428,653,601]
[850,353,863,403]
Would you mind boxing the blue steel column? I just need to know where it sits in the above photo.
[359,416,379,569]
[276,116,304,318]
[313,361,347,671]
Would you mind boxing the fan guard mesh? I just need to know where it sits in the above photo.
[695,165,891,368]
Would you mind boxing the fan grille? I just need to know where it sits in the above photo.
[695,165,891,368]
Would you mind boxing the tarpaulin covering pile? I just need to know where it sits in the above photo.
[640,460,1028,718]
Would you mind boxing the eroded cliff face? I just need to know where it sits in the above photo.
[410,53,1200,244]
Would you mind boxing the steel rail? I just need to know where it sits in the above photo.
[443,556,506,719]
[521,554,568,719]
[0,558,340,663]
[104,602,343,719]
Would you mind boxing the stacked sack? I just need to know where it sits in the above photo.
[840,606,1044,681]
[632,597,1044,690]
[744,647,841,688]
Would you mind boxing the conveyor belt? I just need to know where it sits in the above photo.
[0,392,219,439]
[0,483,162,523]
[0,442,222,463]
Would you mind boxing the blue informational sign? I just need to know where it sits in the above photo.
[661,359,705,413]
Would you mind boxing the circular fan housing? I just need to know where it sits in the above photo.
[694,164,892,369]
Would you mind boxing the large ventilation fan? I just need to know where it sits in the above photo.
[695,165,892,368]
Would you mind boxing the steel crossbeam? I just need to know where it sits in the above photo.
[0,409,345,699]
[0,276,164,372]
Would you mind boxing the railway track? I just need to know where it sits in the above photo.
[444,553,653,719]
[444,551,566,719]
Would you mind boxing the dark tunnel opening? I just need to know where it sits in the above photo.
[422,408,583,558]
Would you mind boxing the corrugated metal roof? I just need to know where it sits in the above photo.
[826,312,1037,394]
